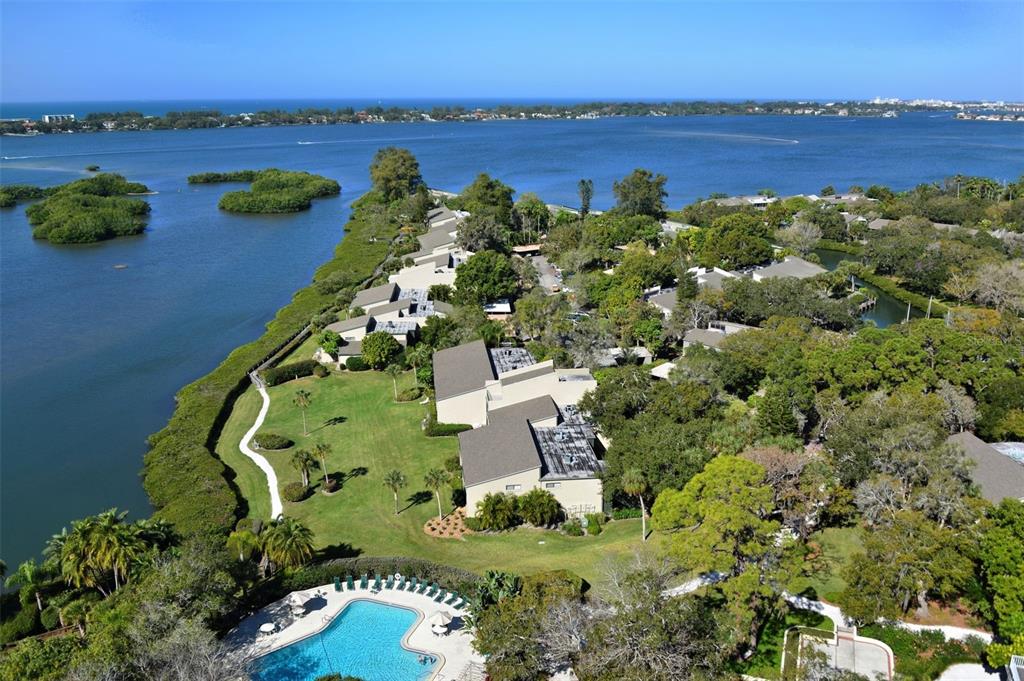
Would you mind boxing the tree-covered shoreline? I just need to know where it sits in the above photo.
[0,99,965,136]
[188,168,340,214]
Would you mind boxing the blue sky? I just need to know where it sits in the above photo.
[2,1,1022,103]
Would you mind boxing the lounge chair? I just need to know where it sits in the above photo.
[359,574,368,590]
[428,582,439,597]
[396,576,407,590]
[385,575,395,590]
[373,574,382,591]
[444,591,459,605]
[417,580,429,594]
[333,576,342,592]
[453,598,466,610]
[433,590,446,602]
[408,577,419,592]
[346,575,355,591]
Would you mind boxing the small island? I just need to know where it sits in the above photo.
[1,173,152,244]
[188,168,340,214]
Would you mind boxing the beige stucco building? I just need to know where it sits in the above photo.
[459,396,605,519]
[432,341,597,427]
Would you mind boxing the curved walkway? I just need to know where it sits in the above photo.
[240,372,283,520]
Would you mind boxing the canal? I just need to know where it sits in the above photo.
[812,248,923,329]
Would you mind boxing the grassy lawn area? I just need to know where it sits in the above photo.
[216,368,655,589]
[797,526,863,602]
[735,611,834,680]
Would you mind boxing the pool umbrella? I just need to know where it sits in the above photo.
[429,611,453,626]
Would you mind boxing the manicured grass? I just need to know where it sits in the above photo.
[859,623,987,681]
[217,368,656,588]
[214,388,271,521]
[797,526,863,602]
[735,610,834,680]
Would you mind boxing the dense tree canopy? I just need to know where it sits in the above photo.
[369,147,423,202]
[612,168,668,219]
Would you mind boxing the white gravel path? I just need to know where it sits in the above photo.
[239,374,283,519]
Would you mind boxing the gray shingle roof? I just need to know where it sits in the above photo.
[459,396,558,487]
[947,432,1024,504]
[433,340,496,400]
[326,315,372,334]
[417,226,457,253]
[649,289,677,310]
[755,256,827,280]
[501,363,553,386]
[683,328,729,350]
[353,282,398,309]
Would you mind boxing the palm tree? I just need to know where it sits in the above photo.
[291,449,315,488]
[313,442,333,489]
[621,469,649,542]
[382,469,407,515]
[385,364,402,401]
[6,559,50,612]
[261,517,315,571]
[226,529,261,562]
[61,599,88,637]
[293,389,313,436]
[407,345,432,387]
[423,468,451,521]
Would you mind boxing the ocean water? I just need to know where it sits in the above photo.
[1,112,1022,568]
[252,600,434,681]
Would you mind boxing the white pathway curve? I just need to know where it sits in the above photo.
[239,373,283,519]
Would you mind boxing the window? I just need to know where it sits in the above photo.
[545,482,561,489]
[505,484,522,492]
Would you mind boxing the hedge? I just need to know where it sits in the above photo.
[816,239,864,256]
[282,482,308,503]
[611,507,643,520]
[345,356,369,371]
[253,432,293,450]
[263,359,320,386]
[425,420,472,437]
[232,556,484,624]
[143,191,398,537]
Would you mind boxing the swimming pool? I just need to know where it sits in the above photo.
[252,599,437,681]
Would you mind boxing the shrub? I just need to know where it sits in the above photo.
[282,482,309,503]
[423,410,472,437]
[396,386,422,402]
[263,359,320,386]
[322,478,339,493]
[40,605,60,631]
[0,607,38,644]
[611,507,643,520]
[585,512,604,536]
[253,432,293,450]
[521,569,587,599]
[313,364,329,378]
[476,493,521,531]
[561,519,584,537]
[518,488,562,526]
[346,356,370,371]
[463,516,482,532]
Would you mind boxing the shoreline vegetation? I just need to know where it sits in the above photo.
[0,99,980,136]
[188,168,340,214]
[142,187,393,536]
[0,173,152,243]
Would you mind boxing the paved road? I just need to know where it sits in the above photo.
[239,372,283,519]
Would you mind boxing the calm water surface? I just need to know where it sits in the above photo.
[2,113,1022,567]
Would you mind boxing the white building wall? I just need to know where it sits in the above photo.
[436,388,488,427]
[464,472,603,519]
[465,468,541,517]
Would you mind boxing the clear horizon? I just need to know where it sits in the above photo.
[2,1,1022,103]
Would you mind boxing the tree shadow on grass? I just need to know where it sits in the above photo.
[399,490,432,514]
[311,415,347,434]
[342,466,367,483]
[318,542,362,560]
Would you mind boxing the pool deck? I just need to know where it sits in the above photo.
[226,581,484,680]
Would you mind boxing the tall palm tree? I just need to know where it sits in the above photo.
[60,517,108,596]
[423,468,451,521]
[43,527,69,570]
[407,345,431,387]
[261,517,315,571]
[133,518,175,551]
[621,469,649,542]
[106,524,145,590]
[385,364,402,400]
[382,469,407,515]
[291,449,315,488]
[226,529,261,563]
[293,389,313,436]
[6,559,50,612]
[61,599,88,637]
[313,442,333,489]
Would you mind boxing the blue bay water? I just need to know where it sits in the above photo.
[1,112,1022,568]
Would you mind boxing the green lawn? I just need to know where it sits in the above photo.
[216,368,654,588]
[797,526,863,602]
[736,611,834,680]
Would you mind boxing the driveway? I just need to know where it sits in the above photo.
[531,255,562,294]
